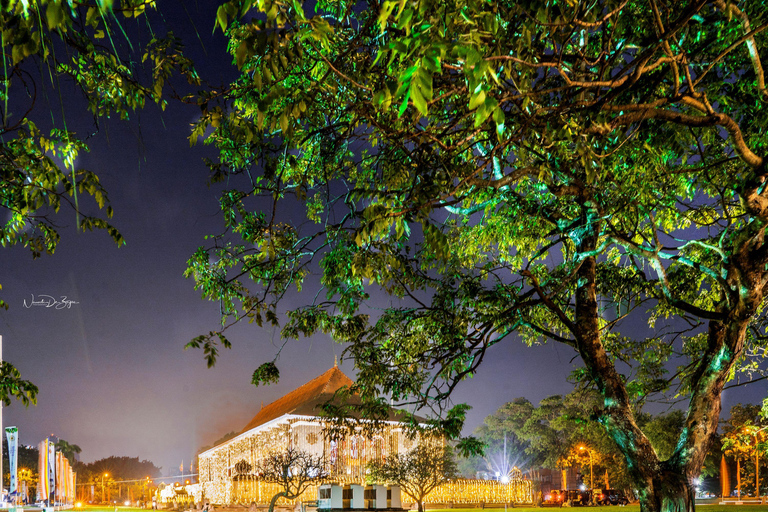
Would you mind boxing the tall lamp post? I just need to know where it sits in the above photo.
[102,473,109,503]
[579,446,594,489]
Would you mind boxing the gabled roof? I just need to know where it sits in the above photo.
[240,365,355,433]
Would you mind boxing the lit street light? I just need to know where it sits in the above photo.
[102,473,109,503]
[578,446,594,490]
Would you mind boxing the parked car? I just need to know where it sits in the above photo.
[595,489,629,506]
[543,490,566,507]
[564,489,593,506]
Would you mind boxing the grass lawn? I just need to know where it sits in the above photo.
[422,507,768,512]
[65,503,768,512]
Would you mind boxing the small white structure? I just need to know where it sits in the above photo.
[343,484,365,509]
[318,484,343,510]
[319,483,402,510]
[364,485,387,509]
[388,486,401,509]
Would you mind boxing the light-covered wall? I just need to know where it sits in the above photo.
[197,416,420,505]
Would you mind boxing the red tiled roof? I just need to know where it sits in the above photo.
[240,366,355,433]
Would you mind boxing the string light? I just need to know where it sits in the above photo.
[193,418,533,506]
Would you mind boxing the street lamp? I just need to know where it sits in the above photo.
[579,446,594,490]
[102,473,109,503]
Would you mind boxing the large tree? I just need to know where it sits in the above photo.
[186,2,768,512]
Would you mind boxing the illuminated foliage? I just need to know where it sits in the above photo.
[367,444,457,512]
[722,404,768,496]
[0,361,37,406]
[1,0,198,286]
[186,2,768,512]
[0,0,198,408]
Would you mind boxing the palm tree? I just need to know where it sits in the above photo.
[55,440,82,464]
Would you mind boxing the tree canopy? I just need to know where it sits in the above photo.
[1,0,199,410]
[461,393,721,491]
[1,2,764,512]
[80,455,162,481]
[127,1,768,511]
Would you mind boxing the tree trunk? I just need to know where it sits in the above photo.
[635,465,696,512]
[268,492,287,512]
[417,500,424,512]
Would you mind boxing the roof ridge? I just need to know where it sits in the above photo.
[320,366,347,394]
[238,366,354,434]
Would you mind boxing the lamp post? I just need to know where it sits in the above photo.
[102,473,109,503]
[19,468,30,505]
[578,446,594,490]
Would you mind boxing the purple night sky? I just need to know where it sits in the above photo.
[1,3,764,477]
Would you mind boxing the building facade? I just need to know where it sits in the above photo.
[196,366,533,507]
[198,366,430,505]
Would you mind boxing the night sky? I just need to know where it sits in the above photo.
[0,3,764,477]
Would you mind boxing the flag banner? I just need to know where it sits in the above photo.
[56,452,64,502]
[38,440,50,502]
[5,427,18,495]
[70,470,77,504]
[48,441,56,502]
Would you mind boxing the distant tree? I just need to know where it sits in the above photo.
[255,448,328,512]
[55,439,82,465]
[83,456,162,480]
[368,445,457,512]
[457,397,530,478]
[466,393,722,492]
[722,404,768,496]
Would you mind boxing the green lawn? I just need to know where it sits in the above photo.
[67,507,148,512]
[66,503,768,512]
[422,507,768,512]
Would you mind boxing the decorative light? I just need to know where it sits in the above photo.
[195,418,534,506]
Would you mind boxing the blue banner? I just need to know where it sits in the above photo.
[5,426,18,495]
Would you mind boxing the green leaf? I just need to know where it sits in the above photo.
[398,87,411,117]
[236,41,249,69]
[378,1,397,31]
[216,5,228,32]
[46,2,65,30]
[469,89,486,110]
